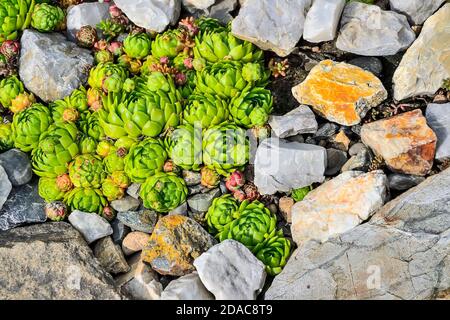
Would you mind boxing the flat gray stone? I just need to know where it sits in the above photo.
[388,173,425,191]
[348,57,383,78]
[426,103,450,161]
[0,165,12,211]
[117,210,159,234]
[94,236,130,275]
[194,240,266,300]
[0,177,46,231]
[268,105,318,138]
[114,0,181,33]
[0,222,123,299]
[336,2,416,56]
[266,167,450,300]
[0,149,33,186]
[19,30,93,102]
[325,148,348,176]
[254,137,327,195]
[66,2,110,41]
[68,210,113,244]
[187,188,221,213]
[111,218,130,244]
[303,0,345,43]
[161,272,214,300]
[231,0,311,57]
[126,183,141,199]
[110,196,141,212]
[389,0,446,25]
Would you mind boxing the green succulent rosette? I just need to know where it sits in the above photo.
[151,29,183,59]
[124,138,167,183]
[0,75,24,108]
[68,154,106,188]
[31,122,79,178]
[123,32,152,60]
[0,122,14,152]
[79,134,97,154]
[0,0,35,42]
[253,230,291,276]
[164,123,202,171]
[218,200,277,252]
[183,93,229,129]
[68,86,89,113]
[31,3,65,32]
[136,71,178,94]
[38,176,65,202]
[96,92,127,139]
[291,185,312,202]
[88,62,129,93]
[139,172,188,212]
[12,103,52,152]
[101,177,124,202]
[202,122,249,176]
[79,112,104,141]
[194,31,263,64]
[179,70,196,99]
[195,17,228,34]
[64,187,107,214]
[51,99,80,123]
[206,194,239,234]
[103,146,127,174]
[196,61,250,99]
[229,87,273,128]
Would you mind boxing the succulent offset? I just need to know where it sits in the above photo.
[206,194,239,234]
[254,230,291,276]
[123,32,151,60]
[139,172,188,212]
[164,123,202,171]
[68,154,106,188]
[31,3,65,32]
[183,93,229,128]
[0,0,35,42]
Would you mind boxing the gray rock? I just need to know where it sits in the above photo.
[336,2,416,56]
[388,173,425,191]
[325,148,348,176]
[0,149,32,186]
[66,2,110,41]
[231,0,311,57]
[182,170,202,186]
[0,177,46,231]
[194,240,266,300]
[161,272,214,300]
[426,103,450,161]
[341,147,371,172]
[126,183,141,199]
[389,0,446,25]
[348,142,367,156]
[117,254,163,300]
[266,168,450,300]
[182,0,216,12]
[291,170,388,245]
[111,196,141,212]
[254,137,327,195]
[209,0,239,23]
[117,210,159,234]
[268,105,318,138]
[0,165,11,211]
[111,218,130,244]
[314,123,340,139]
[94,236,130,275]
[219,181,228,194]
[188,184,209,196]
[303,0,346,43]
[114,0,181,33]
[187,188,221,213]
[68,210,113,244]
[393,4,450,101]
[19,30,93,102]
[169,201,188,215]
[0,222,123,299]
[348,57,383,78]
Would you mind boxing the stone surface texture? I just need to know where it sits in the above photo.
[389,0,446,25]
[303,0,346,43]
[268,105,318,138]
[68,210,113,244]
[426,103,450,161]
[66,2,110,41]
[0,149,32,186]
[161,272,214,300]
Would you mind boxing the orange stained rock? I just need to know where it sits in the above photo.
[361,109,437,176]
[292,60,387,126]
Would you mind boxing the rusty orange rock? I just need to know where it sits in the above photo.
[361,110,437,176]
[141,215,216,276]
[292,60,387,126]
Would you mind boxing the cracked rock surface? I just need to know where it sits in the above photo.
[265,167,450,300]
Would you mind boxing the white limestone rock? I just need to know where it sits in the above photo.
[268,105,318,139]
[161,272,214,300]
[389,0,446,25]
[426,103,450,161]
[66,2,110,41]
[303,0,346,43]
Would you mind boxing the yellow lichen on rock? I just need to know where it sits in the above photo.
[292,60,387,126]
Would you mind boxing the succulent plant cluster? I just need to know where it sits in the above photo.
[0,9,284,273]
[206,195,291,275]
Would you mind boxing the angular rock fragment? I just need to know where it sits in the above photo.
[389,0,446,25]
[68,210,113,244]
[291,170,388,245]
[268,105,318,138]
[303,0,345,43]
[425,103,450,161]
[361,110,437,176]
[161,272,214,300]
